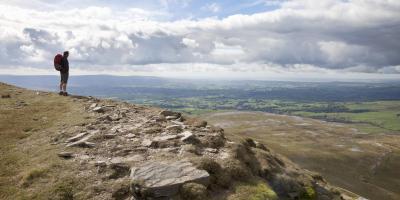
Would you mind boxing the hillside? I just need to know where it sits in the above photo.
[0,82,363,200]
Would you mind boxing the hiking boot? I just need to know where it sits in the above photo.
[63,92,68,96]
[59,91,64,95]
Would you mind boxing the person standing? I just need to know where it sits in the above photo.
[59,51,69,96]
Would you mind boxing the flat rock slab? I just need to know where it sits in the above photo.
[130,160,209,198]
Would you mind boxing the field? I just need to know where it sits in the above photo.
[176,100,400,134]
[202,111,400,200]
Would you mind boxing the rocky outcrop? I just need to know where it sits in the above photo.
[130,160,209,198]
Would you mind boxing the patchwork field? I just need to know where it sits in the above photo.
[202,111,400,200]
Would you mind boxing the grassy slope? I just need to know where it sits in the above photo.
[0,83,93,199]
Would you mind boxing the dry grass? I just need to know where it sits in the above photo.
[0,83,92,199]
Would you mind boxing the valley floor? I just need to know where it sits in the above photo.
[202,111,400,200]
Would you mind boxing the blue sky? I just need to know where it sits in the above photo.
[0,0,400,80]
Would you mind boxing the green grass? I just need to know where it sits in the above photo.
[291,101,400,133]
[227,180,278,200]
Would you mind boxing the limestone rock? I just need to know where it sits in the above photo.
[130,160,209,198]
[66,133,95,148]
[166,116,179,120]
[153,135,179,142]
[180,131,196,143]
[89,103,97,108]
[66,132,89,143]
[141,139,155,147]
[93,106,105,113]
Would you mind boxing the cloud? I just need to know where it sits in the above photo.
[0,0,400,78]
[202,3,220,13]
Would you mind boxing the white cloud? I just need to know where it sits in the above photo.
[181,38,199,48]
[0,0,400,78]
[203,3,220,13]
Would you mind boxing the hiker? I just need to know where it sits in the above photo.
[59,51,69,96]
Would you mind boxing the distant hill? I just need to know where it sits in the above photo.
[1,75,400,102]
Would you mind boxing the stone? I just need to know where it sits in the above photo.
[141,139,154,147]
[130,160,209,198]
[180,131,195,143]
[125,133,137,138]
[89,103,97,108]
[93,106,105,113]
[110,113,121,121]
[67,141,95,148]
[159,110,181,118]
[126,155,145,162]
[166,125,183,133]
[153,135,179,142]
[154,116,167,122]
[66,133,95,148]
[98,115,112,122]
[95,161,107,167]
[66,132,89,143]
[1,94,11,98]
[166,116,178,120]
[204,148,218,154]
[57,152,73,159]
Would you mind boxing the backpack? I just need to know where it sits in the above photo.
[54,54,63,71]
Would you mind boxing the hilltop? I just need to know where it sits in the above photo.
[0,82,363,200]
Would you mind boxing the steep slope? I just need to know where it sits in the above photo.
[0,82,363,200]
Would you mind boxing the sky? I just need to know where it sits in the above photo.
[0,0,400,80]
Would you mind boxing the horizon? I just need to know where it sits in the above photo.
[1,74,400,84]
[1,0,400,80]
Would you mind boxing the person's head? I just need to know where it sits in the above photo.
[63,51,69,58]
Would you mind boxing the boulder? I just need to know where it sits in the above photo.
[130,160,209,198]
